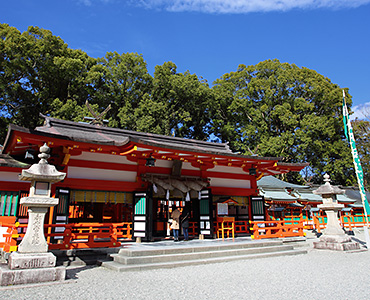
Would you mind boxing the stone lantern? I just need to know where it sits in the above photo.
[0,144,66,286]
[313,174,360,251]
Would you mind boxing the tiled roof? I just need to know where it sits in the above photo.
[35,116,234,156]
[0,154,29,168]
[257,175,309,189]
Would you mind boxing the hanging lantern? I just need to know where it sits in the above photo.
[153,183,158,193]
[249,168,257,176]
[186,192,190,201]
[145,156,156,167]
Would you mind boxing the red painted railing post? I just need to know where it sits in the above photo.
[277,221,283,237]
[63,227,73,249]
[3,225,19,253]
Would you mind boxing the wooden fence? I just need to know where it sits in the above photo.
[313,214,370,233]
[250,219,305,239]
[1,222,132,253]
[6,214,368,251]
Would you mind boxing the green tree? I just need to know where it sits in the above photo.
[352,119,370,189]
[86,52,153,129]
[211,59,355,185]
[137,61,212,139]
[0,24,93,141]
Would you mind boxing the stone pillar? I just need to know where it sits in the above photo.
[0,144,67,286]
[17,195,60,253]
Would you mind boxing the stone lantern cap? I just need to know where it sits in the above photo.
[313,173,344,195]
[19,143,66,183]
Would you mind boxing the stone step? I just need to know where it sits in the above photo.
[112,244,295,265]
[117,239,284,257]
[51,247,121,267]
[102,249,307,272]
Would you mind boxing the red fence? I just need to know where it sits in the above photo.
[9,214,365,251]
[313,214,370,233]
[250,220,305,239]
[1,222,132,253]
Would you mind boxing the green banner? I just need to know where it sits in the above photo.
[343,91,370,219]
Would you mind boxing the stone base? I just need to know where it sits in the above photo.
[8,252,56,270]
[0,265,66,286]
[313,234,361,251]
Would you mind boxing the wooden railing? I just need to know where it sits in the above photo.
[313,214,370,233]
[0,226,19,252]
[340,214,370,231]
[0,222,133,253]
[216,217,235,240]
[0,217,17,252]
[312,216,327,233]
[235,221,249,233]
[188,221,199,237]
[250,220,305,239]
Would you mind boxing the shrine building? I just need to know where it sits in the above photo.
[0,116,307,242]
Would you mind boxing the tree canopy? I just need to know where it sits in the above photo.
[0,24,360,186]
[0,24,93,131]
[211,60,355,185]
[352,119,370,189]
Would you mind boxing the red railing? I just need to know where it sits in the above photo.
[313,214,370,233]
[1,222,133,253]
[189,221,199,237]
[312,216,326,233]
[235,220,249,233]
[340,214,370,231]
[250,220,305,239]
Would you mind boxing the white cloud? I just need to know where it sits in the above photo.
[351,102,370,120]
[138,0,370,13]
[78,0,92,6]
[78,0,114,6]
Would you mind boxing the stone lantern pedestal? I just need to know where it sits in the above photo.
[0,144,66,286]
[313,174,360,251]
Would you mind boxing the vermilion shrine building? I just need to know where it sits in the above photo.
[0,116,307,241]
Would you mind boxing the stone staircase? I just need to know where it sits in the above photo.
[52,247,121,267]
[102,238,307,272]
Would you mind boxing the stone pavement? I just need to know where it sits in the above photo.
[0,231,369,300]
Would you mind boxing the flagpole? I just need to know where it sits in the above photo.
[343,90,370,246]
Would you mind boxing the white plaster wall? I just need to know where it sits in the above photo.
[181,162,200,171]
[210,165,247,175]
[70,152,136,165]
[153,159,173,168]
[210,178,251,189]
[0,172,21,182]
[67,167,136,182]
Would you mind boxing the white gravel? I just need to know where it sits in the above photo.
[1,232,370,300]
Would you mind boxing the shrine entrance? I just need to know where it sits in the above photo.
[151,189,213,240]
[134,174,212,241]
[132,190,213,241]
[152,197,196,239]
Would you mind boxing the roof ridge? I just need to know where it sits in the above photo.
[39,115,232,150]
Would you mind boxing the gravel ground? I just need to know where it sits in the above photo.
[1,231,370,300]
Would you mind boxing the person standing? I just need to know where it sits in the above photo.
[171,205,181,242]
[181,208,190,241]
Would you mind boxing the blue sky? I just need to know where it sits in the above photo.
[2,0,370,119]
